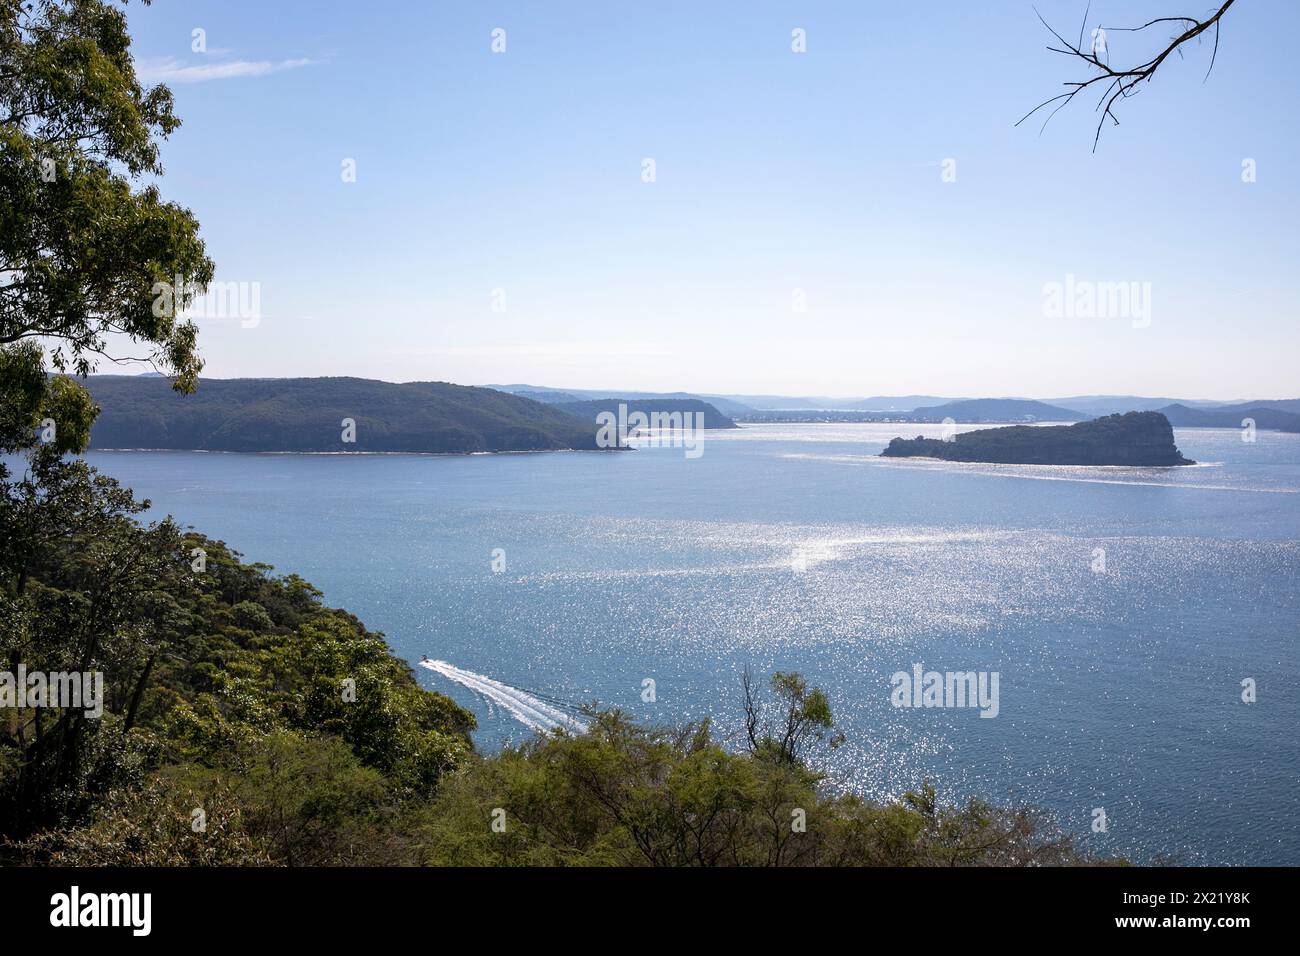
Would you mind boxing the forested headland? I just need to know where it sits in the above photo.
[82,375,607,454]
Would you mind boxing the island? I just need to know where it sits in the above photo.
[880,411,1194,466]
[905,398,1085,422]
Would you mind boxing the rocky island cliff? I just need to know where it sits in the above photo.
[880,411,1194,466]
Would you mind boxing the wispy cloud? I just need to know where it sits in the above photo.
[137,56,316,84]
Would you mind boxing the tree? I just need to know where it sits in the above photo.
[741,668,843,766]
[1,0,213,453]
[0,463,479,845]
[1019,1,1237,150]
[0,450,189,834]
[0,0,212,835]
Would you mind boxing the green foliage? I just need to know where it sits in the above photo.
[417,709,1112,867]
[259,612,475,794]
[0,344,98,454]
[742,668,844,766]
[1,0,214,453]
[0,456,476,858]
[0,342,47,451]
[163,732,398,866]
[14,771,272,866]
[229,600,273,633]
[38,375,99,453]
[191,733,390,866]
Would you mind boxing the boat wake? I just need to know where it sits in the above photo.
[418,659,588,734]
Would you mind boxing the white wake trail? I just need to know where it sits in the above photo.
[418,659,587,734]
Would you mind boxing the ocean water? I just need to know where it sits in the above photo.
[73,423,1300,865]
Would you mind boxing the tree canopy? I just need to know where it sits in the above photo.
[1,0,212,455]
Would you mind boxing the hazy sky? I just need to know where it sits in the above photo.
[121,0,1298,399]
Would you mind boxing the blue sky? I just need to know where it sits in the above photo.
[122,0,1299,399]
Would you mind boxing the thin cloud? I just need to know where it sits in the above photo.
[136,56,316,84]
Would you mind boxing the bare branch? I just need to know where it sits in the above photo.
[1018,1,1237,151]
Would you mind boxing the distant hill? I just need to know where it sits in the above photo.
[733,399,1083,424]
[1048,395,1218,417]
[670,395,754,415]
[1216,398,1300,415]
[703,395,838,411]
[487,383,572,396]
[84,376,606,453]
[732,410,906,423]
[907,398,1084,423]
[881,412,1192,466]
[839,395,961,412]
[509,389,582,404]
[485,384,1300,425]
[1159,403,1300,432]
[700,394,961,411]
[489,384,754,416]
[553,398,738,430]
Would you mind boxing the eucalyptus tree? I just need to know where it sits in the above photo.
[2,0,212,453]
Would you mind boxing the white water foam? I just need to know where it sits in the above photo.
[418,659,587,734]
